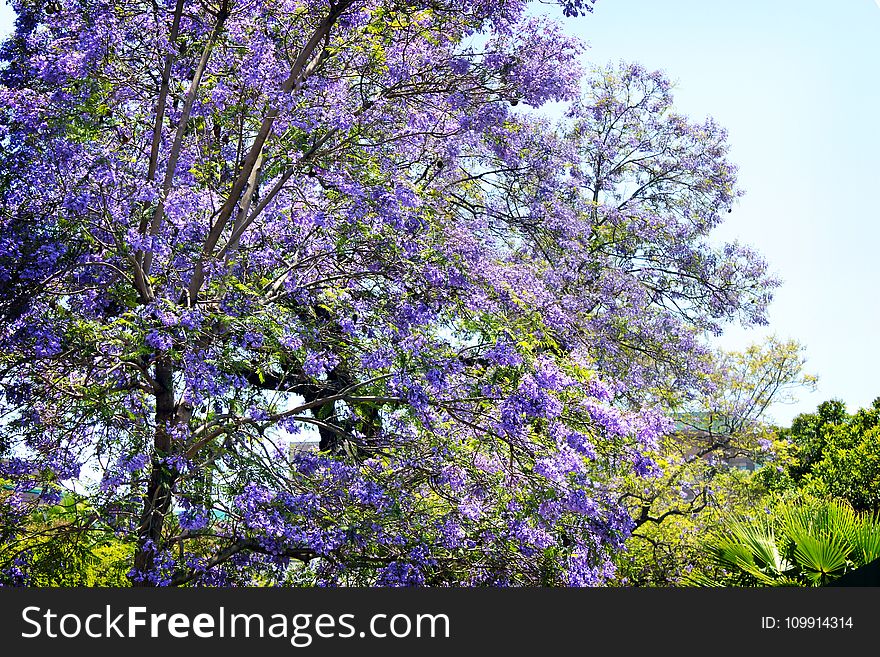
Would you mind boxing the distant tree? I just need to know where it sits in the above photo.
[770,399,880,513]
[777,399,849,483]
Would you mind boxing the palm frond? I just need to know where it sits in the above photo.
[787,529,849,585]
[850,520,880,567]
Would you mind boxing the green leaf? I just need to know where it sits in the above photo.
[788,530,849,585]
[850,520,880,567]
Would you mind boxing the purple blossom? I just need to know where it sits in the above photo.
[145,330,174,351]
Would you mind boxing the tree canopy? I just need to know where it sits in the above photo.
[763,398,880,513]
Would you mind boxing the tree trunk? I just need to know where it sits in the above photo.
[132,360,178,585]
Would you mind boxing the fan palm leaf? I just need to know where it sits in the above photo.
[787,530,849,585]
[850,519,880,567]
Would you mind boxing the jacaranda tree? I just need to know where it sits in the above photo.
[0,0,776,586]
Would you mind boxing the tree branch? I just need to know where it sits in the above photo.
[186,0,354,304]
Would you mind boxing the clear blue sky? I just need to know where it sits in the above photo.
[2,0,878,424]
